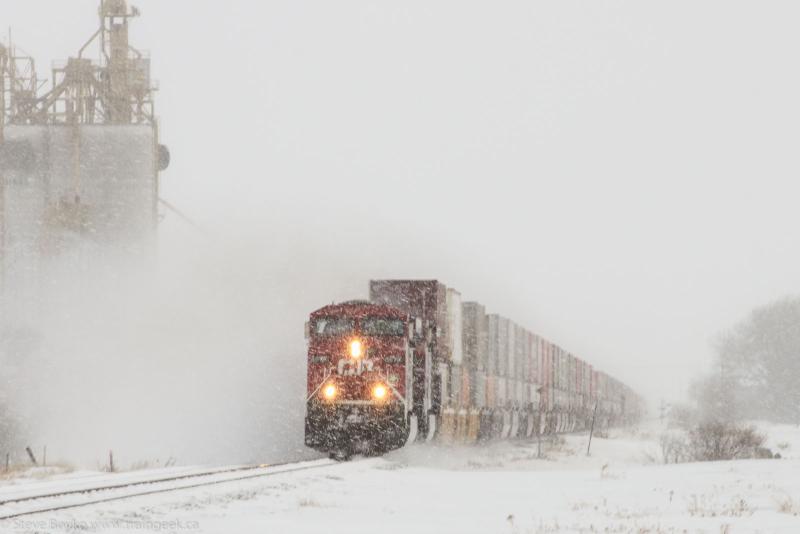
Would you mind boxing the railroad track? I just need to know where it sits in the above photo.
[0,459,338,521]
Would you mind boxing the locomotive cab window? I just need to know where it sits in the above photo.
[361,317,406,336]
[313,317,355,336]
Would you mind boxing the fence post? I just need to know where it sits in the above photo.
[25,447,38,465]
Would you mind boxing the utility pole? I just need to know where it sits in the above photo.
[0,42,6,298]
[660,399,667,424]
[586,401,598,456]
[719,352,729,420]
[536,387,544,458]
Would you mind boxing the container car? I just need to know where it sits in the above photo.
[304,280,643,459]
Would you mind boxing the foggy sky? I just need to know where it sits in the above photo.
[7,0,800,407]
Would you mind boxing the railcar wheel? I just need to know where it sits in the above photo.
[329,450,352,462]
[365,443,388,457]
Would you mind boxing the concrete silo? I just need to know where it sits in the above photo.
[0,0,169,321]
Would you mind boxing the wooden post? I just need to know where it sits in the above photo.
[43,446,47,467]
[5,452,9,472]
[587,401,599,456]
[109,450,114,473]
[25,446,38,466]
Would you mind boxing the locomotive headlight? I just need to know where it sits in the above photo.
[372,384,388,400]
[350,339,363,359]
[323,383,337,400]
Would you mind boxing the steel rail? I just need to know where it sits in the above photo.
[0,464,267,507]
[0,459,337,521]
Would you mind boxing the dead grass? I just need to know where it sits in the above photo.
[0,463,74,481]
[298,497,330,508]
[775,495,800,516]
[129,458,178,471]
[686,494,753,517]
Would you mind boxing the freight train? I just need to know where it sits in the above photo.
[305,280,643,459]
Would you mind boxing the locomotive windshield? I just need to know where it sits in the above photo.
[313,317,355,336]
[361,317,405,336]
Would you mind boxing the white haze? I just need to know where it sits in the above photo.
[4,0,800,464]
[3,219,470,466]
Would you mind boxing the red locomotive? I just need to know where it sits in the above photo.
[305,280,643,459]
[304,300,418,458]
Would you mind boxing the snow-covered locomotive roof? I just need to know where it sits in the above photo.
[310,300,408,320]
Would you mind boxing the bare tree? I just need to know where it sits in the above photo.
[694,297,800,423]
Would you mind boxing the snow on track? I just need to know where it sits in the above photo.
[4,427,800,533]
[0,465,257,504]
[0,459,335,522]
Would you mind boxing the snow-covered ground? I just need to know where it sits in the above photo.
[3,422,800,534]
[756,422,800,460]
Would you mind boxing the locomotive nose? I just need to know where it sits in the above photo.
[349,339,363,358]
